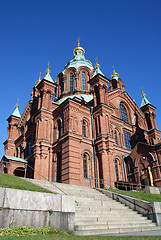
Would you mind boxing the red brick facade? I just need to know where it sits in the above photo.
[1,44,161,188]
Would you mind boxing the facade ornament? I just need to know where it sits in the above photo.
[111,65,119,79]
[15,98,19,108]
[73,38,85,55]
[46,62,51,74]
[95,57,100,68]
[35,72,41,85]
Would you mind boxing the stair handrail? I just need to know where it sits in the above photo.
[26,164,68,195]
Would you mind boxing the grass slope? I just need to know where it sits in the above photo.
[106,188,161,202]
[0,173,54,193]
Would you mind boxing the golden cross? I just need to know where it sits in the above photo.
[48,62,50,69]
[77,37,80,47]
[15,98,19,108]
[39,72,41,80]
[112,65,114,69]
[141,87,146,97]
[95,57,98,64]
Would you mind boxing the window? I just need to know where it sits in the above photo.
[114,131,118,144]
[70,73,74,92]
[123,130,131,149]
[115,159,119,181]
[120,104,128,123]
[82,72,86,90]
[27,141,32,156]
[83,154,88,178]
[82,120,86,137]
[58,120,61,139]
[60,78,64,93]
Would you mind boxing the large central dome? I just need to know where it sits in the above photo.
[64,43,94,72]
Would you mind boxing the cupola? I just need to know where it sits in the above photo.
[111,66,119,80]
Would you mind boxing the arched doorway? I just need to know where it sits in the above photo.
[13,167,25,177]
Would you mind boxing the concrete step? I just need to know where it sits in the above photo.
[74,226,160,236]
[75,218,153,225]
[75,222,156,231]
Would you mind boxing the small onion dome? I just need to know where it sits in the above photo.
[111,65,119,79]
[73,38,85,55]
[35,72,41,85]
[46,62,51,73]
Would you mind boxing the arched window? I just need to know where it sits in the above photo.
[82,120,86,137]
[120,104,128,123]
[82,72,86,90]
[114,131,118,144]
[123,130,131,149]
[83,154,88,178]
[115,159,119,181]
[70,73,74,92]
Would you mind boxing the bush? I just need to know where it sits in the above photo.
[0,226,51,236]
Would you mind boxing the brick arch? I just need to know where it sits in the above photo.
[81,149,93,180]
[114,155,123,182]
[81,148,92,158]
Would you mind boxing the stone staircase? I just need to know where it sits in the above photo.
[24,178,159,235]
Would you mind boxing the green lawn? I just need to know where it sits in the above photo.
[0,173,54,193]
[1,235,161,240]
[106,188,161,202]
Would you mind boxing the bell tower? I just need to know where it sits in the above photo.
[4,101,21,156]
[140,90,160,145]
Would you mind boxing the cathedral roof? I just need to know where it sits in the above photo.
[43,62,54,83]
[12,101,21,118]
[43,72,54,83]
[92,60,104,77]
[54,94,93,105]
[64,40,94,72]
[4,155,27,163]
[140,90,150,108]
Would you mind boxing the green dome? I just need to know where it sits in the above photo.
[64,45,94,72]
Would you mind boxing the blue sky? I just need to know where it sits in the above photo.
[0,0,161,157]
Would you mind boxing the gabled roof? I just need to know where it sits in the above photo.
[3,155,27,163]
[43,72,54,83]
[92,65,104,78]
[12,107,21,118]
[140,95,150,108]
[54,94,93,105]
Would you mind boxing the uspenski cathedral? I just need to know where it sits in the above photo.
[1,40,161,189]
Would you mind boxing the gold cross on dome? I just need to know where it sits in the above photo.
[112,65,115,73]
[77,37,80,47]
[95,57,98,64]
[39,72,41,80]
